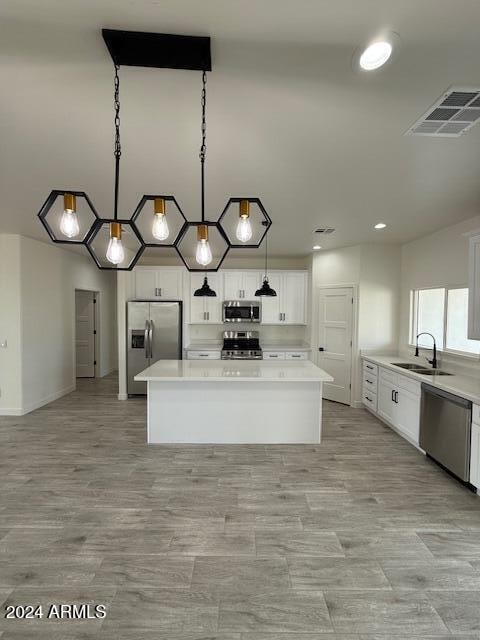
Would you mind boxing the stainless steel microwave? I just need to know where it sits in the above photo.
[222,300,261,323]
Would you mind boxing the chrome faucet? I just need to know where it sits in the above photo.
[415,332,438,369]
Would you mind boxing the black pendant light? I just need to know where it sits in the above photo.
[255,228,277,297]
[194,276,217,297]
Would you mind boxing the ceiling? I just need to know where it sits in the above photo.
[1,0,480,258]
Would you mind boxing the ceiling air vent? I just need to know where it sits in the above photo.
[405,86,480,137]
[315,227,335,234]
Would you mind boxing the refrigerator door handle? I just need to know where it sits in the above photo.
[148,320,154,359]
[144,321,150,359]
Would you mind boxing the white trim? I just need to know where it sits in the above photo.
[1,384,76,416]
[118,393,128,400]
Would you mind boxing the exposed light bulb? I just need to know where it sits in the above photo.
[60,209,80,238]
[196,239,213,266]
[106,237,125,265]
[236,216,253,243]
[152,213,169,241]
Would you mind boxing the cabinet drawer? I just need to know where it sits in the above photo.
[186,351,221,360]
[379,366,397,385]
[285,352,307,361]
[397,374,421,396]
[263,351,286,360]
[363,389,378,411]
[473,404,480,426]
[363,371,378,392]
[363,361,378,377]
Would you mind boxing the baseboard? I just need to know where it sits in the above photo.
[117,393,128,400]
[20,384,76,415]
[0,407,24,416]
[351,400,363,408]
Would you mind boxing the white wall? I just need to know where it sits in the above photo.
[0,234,117,415]
[0,235,23,413]
[311,244,401,405]
[399,214,480,371]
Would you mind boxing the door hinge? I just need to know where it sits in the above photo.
[93,298,97,304]
[94,360,97,365]
[351,297,354,304]
[93,330,97,335]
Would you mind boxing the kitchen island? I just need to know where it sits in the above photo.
[135,359,333,444]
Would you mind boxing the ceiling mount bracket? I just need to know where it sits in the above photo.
[102,29,211,71]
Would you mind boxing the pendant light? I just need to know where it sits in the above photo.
[194,275,217,297]
[255,230,277,297]
[175,71,230,272]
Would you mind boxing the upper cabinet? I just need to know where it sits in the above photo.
[130,267,308,325]
[135,267,183,300]
[189,273,223,323]
[468,234,480,340]
[223,271,262,300]
[262,271,308,325]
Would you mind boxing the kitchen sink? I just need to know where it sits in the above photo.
[393,362,424,370]
[391,362,452,376]
[416,370,452,376]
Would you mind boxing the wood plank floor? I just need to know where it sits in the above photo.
[1,373,480,638]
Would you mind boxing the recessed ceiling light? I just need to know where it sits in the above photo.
[313,245,322,250]
[352,32,400,73]
[359,41,392,70]
[374,222,387,230]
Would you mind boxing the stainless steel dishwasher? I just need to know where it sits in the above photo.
[420,383,472,482]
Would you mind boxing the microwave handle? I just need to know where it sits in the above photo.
[250,305,254,320]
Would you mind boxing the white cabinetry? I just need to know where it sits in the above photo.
[186,350,221,360]
[365,361,421,445]
[189,273,223,323]
[223,271,261,300]
[261,271,308,325]
[468,233,480,339]
[470,405,480,491]
[263,350,308,361]
[135,268,183,300]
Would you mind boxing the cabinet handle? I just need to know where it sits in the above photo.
[366,379,372,384]
[159,287,162,297]
[366,365,374,370]
[391,390,395,402]
[291,355,301,358]
[270,355,278,358]
[203,312,206,320]
[207,311,209,321]
[279,313,282,321]
[394,391,399,404]
[365,396,372,402]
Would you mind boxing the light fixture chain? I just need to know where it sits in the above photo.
[114,64,121,159]
[199,70,207,164]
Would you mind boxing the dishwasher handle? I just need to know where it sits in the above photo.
[421,383,472,410]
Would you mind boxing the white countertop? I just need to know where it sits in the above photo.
[363,354,480,405]
[135,359,333,383]
[185,342,311,352]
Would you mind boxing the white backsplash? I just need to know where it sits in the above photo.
[188,323,308,346]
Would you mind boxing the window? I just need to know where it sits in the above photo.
[410,287,480,356]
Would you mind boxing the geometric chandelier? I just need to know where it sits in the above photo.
[37,29,272,272]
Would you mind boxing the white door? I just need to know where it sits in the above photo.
[189,274,207,323]
[377,378,397,424]
[283,272,307,324]
[204,273,223,323]
[395,388,420,444]
[261,272,283,323]
[75,290,95,378]
[316,287,353,404]
[223,272,243,299]
[156,269,182,299]
[243,271,262,299]
[135,269,156,298]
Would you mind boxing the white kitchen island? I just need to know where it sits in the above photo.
[135,359,333,444]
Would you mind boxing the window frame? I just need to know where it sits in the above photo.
[409,284,479,358]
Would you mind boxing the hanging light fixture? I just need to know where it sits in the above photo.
[255,228,277,297]
[38,29,272,270]
[175,71,230,272]
[194,275,217,297]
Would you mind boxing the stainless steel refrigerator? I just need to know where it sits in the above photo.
[127,301,182,395]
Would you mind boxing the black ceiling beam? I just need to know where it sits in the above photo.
[102,29,211,71]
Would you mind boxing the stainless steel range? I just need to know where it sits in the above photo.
[221,331,262,360]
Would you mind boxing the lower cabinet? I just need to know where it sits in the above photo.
[471,420,480,490]
[366,361,421,445]
[186,350,221,360]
